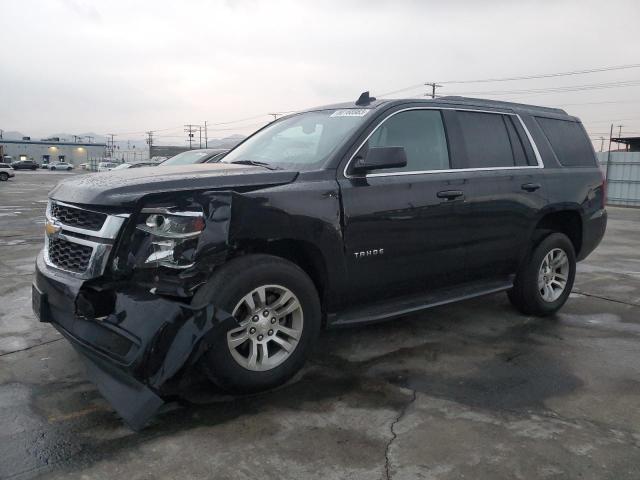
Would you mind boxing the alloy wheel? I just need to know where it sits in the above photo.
[226,284,304,371]
[537,248,569,302]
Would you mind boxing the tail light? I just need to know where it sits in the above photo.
[600,169,607,209]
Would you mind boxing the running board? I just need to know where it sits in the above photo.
[328,278,514,328]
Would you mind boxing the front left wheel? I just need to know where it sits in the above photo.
[0,172,8,181]
[193,254,321,393]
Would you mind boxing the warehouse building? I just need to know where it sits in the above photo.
[0,138,107,166]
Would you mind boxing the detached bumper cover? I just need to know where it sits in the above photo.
[33,252,236,430]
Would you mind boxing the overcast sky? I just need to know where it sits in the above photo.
[2,0,640,147]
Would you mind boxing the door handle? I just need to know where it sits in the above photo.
[521,183,541,192]
[437,190,464,200]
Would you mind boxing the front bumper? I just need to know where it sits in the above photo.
[33,252,235,429]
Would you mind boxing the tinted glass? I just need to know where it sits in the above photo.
[535,117,596,167]
[457,111,514,168]
[221,109,370,171]
[162,150,214,166]
[363,109,449,172]
[503,116,528,166]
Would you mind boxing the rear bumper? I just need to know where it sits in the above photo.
[578,208,607,261]
[33,252,235,429]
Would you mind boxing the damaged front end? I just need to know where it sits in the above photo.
[33,192,240,429]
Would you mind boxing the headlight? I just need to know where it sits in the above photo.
[136,208,205,268]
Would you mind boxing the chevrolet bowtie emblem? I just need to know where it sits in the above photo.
[45,220,61,238]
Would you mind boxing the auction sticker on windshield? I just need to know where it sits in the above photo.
[330,109,371,117]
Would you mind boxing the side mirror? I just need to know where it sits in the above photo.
[352,146,407,173]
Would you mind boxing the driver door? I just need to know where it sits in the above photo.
[338,108,468,305]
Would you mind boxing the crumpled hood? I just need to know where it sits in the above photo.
[48,163,299,207]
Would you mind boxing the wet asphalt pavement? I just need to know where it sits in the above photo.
[1,171,639,479]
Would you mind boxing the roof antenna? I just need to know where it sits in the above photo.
[355,91,376,106]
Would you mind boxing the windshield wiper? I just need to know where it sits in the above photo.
[228,160,281,170]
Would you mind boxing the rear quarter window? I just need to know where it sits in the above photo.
[535,117,596,167]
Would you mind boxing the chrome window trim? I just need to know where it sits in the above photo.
[342,106,544,179]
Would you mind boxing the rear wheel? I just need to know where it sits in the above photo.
[508,232,576,316]
[194,254,321,393]
[50,166,56,171]
[0,172,8,181]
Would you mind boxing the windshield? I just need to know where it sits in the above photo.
[221,109,371,171]
[162,150,213,166]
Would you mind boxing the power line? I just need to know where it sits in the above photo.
[437,63,640,84]
[445,79,640,97]
[424,82,443,99]
[184,124,198,150]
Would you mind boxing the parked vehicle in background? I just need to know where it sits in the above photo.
[11,159,38,170]
[113,161,160,170]
[160,148,228,166]
[0,163,15,181]
[48,162,73,171]
[78,163,89,170]
[33,94,607,429]
[98,161,120,172]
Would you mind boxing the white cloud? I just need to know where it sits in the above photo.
[1,0,639,143]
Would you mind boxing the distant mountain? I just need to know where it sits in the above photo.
[206,134,246,148]
[1,130,246,151]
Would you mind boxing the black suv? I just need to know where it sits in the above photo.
[33,94,607,428]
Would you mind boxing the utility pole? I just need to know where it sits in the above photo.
[617,124,624,139]
[599,136,605,152]
[107,134,116,158]
[199,125,202,148]
[424,82,443,99]
[184,124,198,150]
[204,121,208,148]
[84,135,94,144]
[605,123,614,181]
[146,131,154,159]
[0,129,3,139]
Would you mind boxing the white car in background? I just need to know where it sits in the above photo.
[48,162,73,171]
[97,161,119,172]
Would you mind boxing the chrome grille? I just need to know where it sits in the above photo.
[50,201,107,231]
[44,200,128,279]
[48,237,93,273]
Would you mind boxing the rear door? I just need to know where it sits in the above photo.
[448,109,547,280]
[338,108,468,305]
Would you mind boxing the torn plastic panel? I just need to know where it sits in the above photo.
[34,253,237,430]
[110,191,234,298]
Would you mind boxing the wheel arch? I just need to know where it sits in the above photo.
[533,209,583,257]
[231,238,331,315]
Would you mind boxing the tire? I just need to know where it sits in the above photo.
[193,254,321,393]
[0,172,8,181]
[50,166,56,171]
[508,232,576,316]
[31,166,37,170]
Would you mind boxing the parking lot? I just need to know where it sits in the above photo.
[1,171,639,479]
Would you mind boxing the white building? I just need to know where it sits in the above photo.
[0,138,107,166]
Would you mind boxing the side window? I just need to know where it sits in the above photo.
[503,116,528,167]
[535,117,596,167]
[363,109,450,172]
[456,111,515,168]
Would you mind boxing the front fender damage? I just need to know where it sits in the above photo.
[75,294,237,430]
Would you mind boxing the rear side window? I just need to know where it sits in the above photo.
[364,109,450,172]
[456,111,517,168]
[535,117,596,167]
